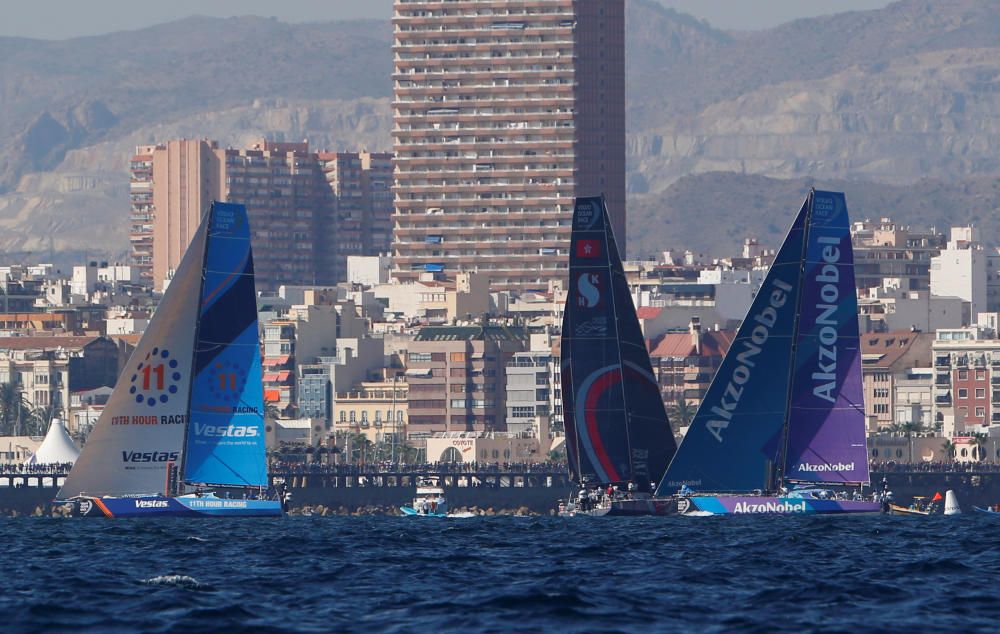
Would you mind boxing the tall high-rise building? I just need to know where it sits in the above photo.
[224,140,328,289]
[130,140,393,290]
[391,0,625,289]
[130,140,224,288]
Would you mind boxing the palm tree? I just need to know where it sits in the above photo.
[901,420,924,463]
[669,397,696,433]
[0,383,30,436]
[942,439,956,462]
[972,433,988,462]
[30,403,63,437]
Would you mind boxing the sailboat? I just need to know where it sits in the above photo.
[559,196,678,516]
[56,202,284,517]
[655,190,883,515]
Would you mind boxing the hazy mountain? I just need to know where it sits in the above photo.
[628,172,1000,260]
[3,0,1000,263]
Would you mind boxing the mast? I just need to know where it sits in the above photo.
[177,202,216,491]
[775,189,814,492]
[602,196,638,484]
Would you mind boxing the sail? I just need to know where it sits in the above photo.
[58,222,208,499]
[783,191,869,484]
[657,199,808,495]
[183,202,268,488]
[561,196,675,491]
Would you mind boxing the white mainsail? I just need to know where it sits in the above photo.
[58,223,208,499]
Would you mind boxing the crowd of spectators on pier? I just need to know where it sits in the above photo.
[871,460,1000,473]
[268,460,569,476]
[0,462,73,475]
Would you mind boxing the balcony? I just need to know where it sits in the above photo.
[935,356,950,367]
[935,393,952,405]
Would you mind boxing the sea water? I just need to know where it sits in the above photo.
[2,515,998,632]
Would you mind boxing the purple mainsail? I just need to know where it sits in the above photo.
[782,191,869,485]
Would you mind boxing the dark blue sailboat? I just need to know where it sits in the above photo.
[559,196,677,516]
[656,190,881,515]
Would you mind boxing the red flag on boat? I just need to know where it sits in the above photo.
[931,492,943,502]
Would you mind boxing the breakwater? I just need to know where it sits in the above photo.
[1,470,996,516]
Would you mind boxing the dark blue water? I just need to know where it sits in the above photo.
[3,515,999,633]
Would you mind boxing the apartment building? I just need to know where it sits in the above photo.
[647,319,734,411]
[130,140,393,291]
[932,326,1000,434]
[391,0,625,289]
[404,324,527,442]
[859,331,934,431]
[851,218,946,293]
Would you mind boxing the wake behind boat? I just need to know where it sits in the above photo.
[558,196,678,517]
[657,190,884,516]
[56,202,284,518]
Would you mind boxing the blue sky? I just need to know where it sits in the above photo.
[0,1,895,40]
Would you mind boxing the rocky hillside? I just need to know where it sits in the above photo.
[3,0,1000,263]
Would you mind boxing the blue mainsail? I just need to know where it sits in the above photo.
[656,199,808,494]
[783,191,870,484]
[183,202,268,488]
[562,196,676,491]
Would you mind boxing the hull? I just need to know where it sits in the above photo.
[65,494,283,518]
[400,506,448,518]
[559,496,678,517]
[399,506,474,518]
[973,506,1000,515]
[681,495,883,516]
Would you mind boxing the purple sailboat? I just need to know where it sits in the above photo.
[657,190,884,515]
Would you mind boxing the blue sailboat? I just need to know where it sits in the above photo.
[56,202,284,517]
[559,196,678,516]
[656,190,883,515]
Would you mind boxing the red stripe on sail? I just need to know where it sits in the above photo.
[584,368,623,482]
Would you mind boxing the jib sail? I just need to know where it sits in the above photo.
[57,216,208,499]
[657,199,808,495]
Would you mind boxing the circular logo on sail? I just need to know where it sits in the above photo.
[204,360,249,411]
[129,347,182,407]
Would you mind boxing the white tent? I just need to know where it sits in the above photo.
[24,418,80,466]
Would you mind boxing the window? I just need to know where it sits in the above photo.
[959,370,969,380]
[977,388,986,399]
[375,410,382,422]
[349,411,356,422]
[450,352,466,363]
[339,411,346,423]
[409,352,432,363]
[977,370,987,380]
[361,411,368,423]
[959,388,969,399]
[450,399,466,408]
[512,406,534,418]
[976,407,986,417]
[874,404,889,414]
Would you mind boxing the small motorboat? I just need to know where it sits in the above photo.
[400,483,474,518]
[888,495,940,516]
[973,505,1000,515]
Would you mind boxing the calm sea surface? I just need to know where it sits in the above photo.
[2,515,999,633]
